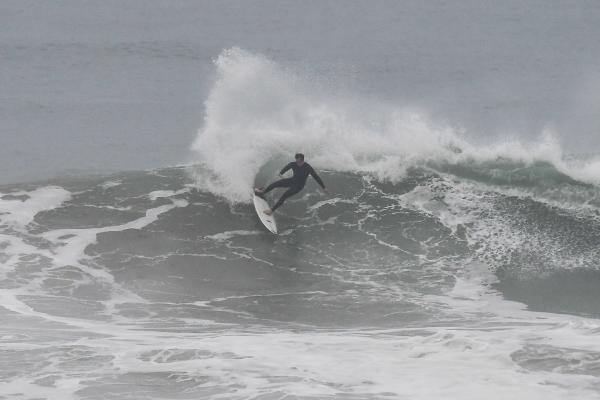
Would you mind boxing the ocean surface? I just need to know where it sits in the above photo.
[3,1,600,399]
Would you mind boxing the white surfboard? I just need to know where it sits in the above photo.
[253,194,278,234]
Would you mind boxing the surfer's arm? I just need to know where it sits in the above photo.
[309,167,326,189]
[279,162,294,176]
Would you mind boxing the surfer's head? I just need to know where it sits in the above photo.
[295,153,305,166]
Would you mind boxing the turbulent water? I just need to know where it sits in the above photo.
[3,161,600,399]
[2,48,600,399]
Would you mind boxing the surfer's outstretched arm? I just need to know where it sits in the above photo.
[279,162,294,176]
[309,166,326,189]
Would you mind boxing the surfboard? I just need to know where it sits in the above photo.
[253,193,278,234]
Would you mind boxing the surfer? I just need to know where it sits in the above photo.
[254,153,326,215]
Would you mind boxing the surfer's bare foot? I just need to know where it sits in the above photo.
[264,209,273,216]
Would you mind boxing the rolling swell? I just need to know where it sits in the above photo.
[389,164,600,317]
[432,159,582,188]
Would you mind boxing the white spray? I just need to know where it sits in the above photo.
[190,48,600,203]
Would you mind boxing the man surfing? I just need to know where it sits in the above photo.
[254,153,326,215]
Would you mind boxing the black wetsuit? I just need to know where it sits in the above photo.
[263,162,325,211]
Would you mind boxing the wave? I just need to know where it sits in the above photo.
[190,48,600,203]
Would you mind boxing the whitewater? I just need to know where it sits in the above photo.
[3,1,600,398]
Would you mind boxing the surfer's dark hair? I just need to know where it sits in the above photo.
[295,153,304,161]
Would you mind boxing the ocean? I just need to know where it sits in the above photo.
[2,1,600,399]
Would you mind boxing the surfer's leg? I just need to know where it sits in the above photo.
[262,178,293,194]
[271,186,302,212]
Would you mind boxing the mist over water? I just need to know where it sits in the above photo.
[2,1,600,399]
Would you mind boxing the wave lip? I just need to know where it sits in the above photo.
[190,48,464,203]
[190,48,600,203]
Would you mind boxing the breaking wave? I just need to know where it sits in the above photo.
[190,48,600,203]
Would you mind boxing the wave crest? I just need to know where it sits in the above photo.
[190,48,600,202]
